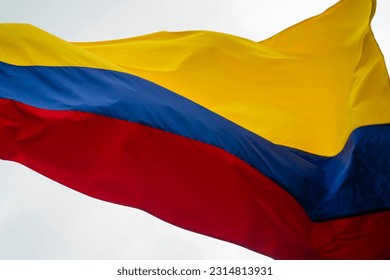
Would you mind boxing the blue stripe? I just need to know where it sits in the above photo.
[1,61,389,221]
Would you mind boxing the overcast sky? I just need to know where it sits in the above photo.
[0,0,389,260]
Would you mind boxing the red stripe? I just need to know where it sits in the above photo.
[1,99,389,259]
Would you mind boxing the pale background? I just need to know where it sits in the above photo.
[0,0,388,259]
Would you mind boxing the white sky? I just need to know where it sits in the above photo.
[0,0,389,260]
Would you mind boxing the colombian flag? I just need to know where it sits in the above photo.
[0,0,389,259]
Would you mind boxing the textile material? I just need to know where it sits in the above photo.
[0,0,389,259]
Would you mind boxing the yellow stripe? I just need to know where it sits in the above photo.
[0,23,124,72]
[1,0,389,156]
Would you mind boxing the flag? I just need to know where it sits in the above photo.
[0,0,389,259]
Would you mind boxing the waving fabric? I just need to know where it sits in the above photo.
[0,0,389,259]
